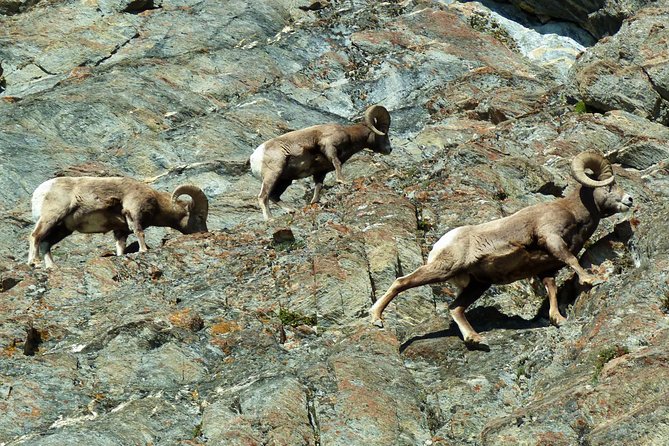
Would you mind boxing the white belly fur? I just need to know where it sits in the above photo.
[250,143,265,178]
[31,178,57,221]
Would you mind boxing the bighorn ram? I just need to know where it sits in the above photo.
[370,152,633,347]
[250,105,392,220]
[28,176,209,268]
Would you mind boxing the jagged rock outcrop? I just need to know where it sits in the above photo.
[505,0,657,39]
[1,1,668,445]
[571,5,669,125]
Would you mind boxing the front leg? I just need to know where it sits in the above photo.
[543,234,600,286]
[541,276,567,326]
[322,144,345,184]
[124,212,149,252]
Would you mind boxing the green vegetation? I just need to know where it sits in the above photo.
[417,218,433,232]
[277,307,317,327]
[573,100,589,114]
[272,238,306,253]
[592,345,629,383]
[192,422,203,439]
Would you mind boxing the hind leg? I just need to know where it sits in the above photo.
[28,219,55,266]
[258,171,283,221]
[28,227,40,265]
[269,179,295,214]
[43,244,55,269]
[113,229,130,256]
[311,172,327,204]
[370,263,448,327]
[449,279,491,347]
[31,223,71,268]
[257,156,289,221]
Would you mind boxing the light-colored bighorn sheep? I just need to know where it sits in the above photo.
[250,105,392,220]
[370,152,633,348]
[28,176,209,268]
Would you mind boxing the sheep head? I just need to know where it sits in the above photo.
[571,151,633,217]
[172,184,209,233]
[364,105,392,155]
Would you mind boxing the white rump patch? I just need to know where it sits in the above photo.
[249,143,265,178]
[31,178,57,221]
[427,227,462,264]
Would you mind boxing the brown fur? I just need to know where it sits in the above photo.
[28,176,208,267]
[251,106,392,220]
[370,168,633,348]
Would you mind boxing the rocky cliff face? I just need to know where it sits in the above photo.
[1,1,668,445]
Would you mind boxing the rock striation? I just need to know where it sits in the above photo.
[1,0,668,445]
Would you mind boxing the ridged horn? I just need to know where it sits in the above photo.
[364,105,391,136]
[570,152,615,188]
[172,184,209,217]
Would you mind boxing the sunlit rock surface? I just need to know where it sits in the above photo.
[1,1,668,444]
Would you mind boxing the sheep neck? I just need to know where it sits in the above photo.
[562,185,602,237]
[153,193,187,232]
[339,124,374,160]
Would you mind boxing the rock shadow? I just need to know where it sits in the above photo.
[399,306,549,353]
[460,0,597,46]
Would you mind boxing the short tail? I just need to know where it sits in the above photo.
[249,143,265,178]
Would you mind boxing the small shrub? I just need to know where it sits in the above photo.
[277,307,317,327]
[592,345,629,383]
[273,239,306,253]
[573,100,589,114]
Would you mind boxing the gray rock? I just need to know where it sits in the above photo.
[505,0,657,39]
[571,6,669,124]
[1,0,669,445]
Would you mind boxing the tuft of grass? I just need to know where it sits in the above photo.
[417,220,432,232]
[573,100,589,114]
[277,307,317,327]
[273,239,306,253]
[192,422,203,439]
[592,345,629,383]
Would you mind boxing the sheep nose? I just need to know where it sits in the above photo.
[623,195,633,206]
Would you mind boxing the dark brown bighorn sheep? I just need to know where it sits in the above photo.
[370,152,633,348]
[28,176,209,268]
[250,105,392,220]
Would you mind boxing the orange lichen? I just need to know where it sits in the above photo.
[210,320,241,336]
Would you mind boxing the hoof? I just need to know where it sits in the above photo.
[370,314,384,328]
[550,313,567,327]
[464,335,490,351]
[579,274,604,287]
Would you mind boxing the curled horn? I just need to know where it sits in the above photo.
[571,152,615,188]
[364,105,391,136]
[172,184,209,217]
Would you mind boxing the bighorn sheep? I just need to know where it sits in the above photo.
[370,152,633,347]
[28,176,209,268]
[250,105,392,220]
